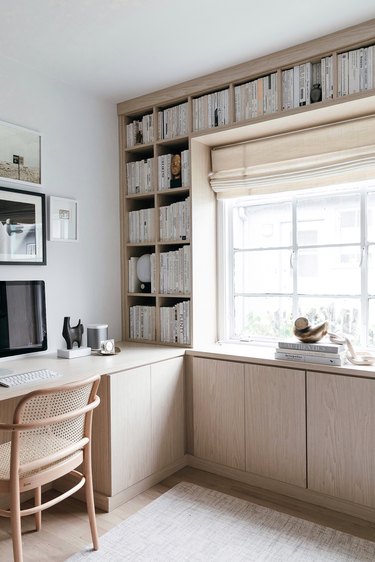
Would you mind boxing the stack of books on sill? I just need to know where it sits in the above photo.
[275,340,347,366]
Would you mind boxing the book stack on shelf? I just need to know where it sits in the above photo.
[275,340,347,366]
[126,157,154,194]
[126,114,154,147]
[129,305,156,341]
[338,45,375,96]
[235,73,278,120]
[193,88,229,131]
[159,197,190,241]
[281,58,333,110]
[160,301,190,344]
[160,246,190,294]
[157,149,190,190]
[128,208,155,243]
[158,102,188,140]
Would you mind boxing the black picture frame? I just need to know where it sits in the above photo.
[0,186,46,265]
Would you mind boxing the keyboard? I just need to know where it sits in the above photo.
[0,369,62,388]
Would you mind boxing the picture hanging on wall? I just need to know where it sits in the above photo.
[49,196,78,242]
[0,186,46,265]
[0,120,41,186]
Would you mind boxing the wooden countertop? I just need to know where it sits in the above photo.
[0,342,185,400]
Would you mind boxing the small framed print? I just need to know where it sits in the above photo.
[0,185,46,265]
[49,196,78,242]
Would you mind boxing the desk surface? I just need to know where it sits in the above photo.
[0,342,185,401]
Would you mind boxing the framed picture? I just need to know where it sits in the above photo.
[0,120,41,186]
[49,196,78,242]
[0,186,46,265]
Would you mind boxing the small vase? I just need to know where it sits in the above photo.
[310,83,322,103]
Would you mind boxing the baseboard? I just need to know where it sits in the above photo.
[55,455,189,512]
[187,455,375,523]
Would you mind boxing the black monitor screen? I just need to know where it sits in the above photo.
[0,280,47,357]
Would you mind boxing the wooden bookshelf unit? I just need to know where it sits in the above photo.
[118,18,375,347]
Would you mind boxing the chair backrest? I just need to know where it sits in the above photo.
[10,376,100,478]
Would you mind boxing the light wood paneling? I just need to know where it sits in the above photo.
[110,366,152,494]
[245,364,306,487]
[92,376,111,495]
[192,357,245,469]
[307,372,375,508]
[151,356,185,472]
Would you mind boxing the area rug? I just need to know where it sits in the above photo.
[66,481,375,561]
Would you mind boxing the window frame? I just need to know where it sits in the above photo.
[218,182,375,347]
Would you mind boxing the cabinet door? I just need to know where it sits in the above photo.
[110,366,152,494]
[192,357,245,469]
[245,364,306,487]
[151,356,185,472]
[307,372,375,508]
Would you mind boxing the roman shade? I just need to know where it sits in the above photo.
[210,115,375,198]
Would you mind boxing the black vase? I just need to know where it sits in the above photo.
[310,83,322,103]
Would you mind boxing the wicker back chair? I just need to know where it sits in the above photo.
[0,375,101,562]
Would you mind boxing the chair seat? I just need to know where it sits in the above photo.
[0,434,79,480]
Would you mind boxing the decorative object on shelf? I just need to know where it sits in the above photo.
[310,83,322,103]
[329,331,375,366]
[170,153,182,188]
[99,339,116,355]
[137,253,151,292]
[0,120,41,186]
[87,324,109,351]
[58,316,91,358]
[49,196,78,241]
[0,185,46,265]
[293,317,328,343]
[62,316,84,349]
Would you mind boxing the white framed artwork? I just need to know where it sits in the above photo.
[49,196,78,242]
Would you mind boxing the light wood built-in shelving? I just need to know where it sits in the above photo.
[118,18,375,347]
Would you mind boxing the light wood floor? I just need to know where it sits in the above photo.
[1,466,375,561]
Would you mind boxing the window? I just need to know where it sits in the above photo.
[219,182,375,347]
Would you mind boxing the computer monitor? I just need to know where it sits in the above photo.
[0,280,47,358]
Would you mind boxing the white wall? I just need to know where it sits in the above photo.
[0,55,121,354]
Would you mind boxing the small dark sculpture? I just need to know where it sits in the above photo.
[62,316,84,349]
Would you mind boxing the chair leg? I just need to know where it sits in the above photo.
[83,447,99,550]
[10,481,23,562]
[34,486,42,531]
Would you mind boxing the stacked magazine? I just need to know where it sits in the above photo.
[275,340,347,366]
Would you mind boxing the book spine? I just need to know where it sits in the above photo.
[275,347,344,358]
[278,341,343,353]
[275,352,344,366]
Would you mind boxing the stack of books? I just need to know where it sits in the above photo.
[275,340,347,366]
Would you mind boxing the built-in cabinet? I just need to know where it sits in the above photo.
[189,354,375,521]
[192,357,245,469]
[244,364,306,487]
[119,20,375,350]
[93,355,185,510]
[191,357,306,486]
[307,371,375,509]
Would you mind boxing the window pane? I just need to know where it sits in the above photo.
[297,193,360,246]
[368,192,375,243]
[233,201,292,249]
[234,296,293,339]
[298,296,360,344]
[297,246,361,295]
[234,249,292,294]
[368,299,375,347]
[368,245,375,295]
